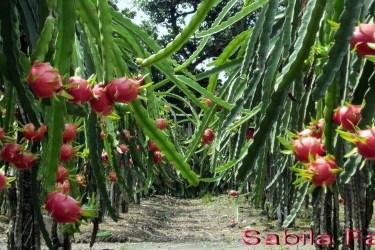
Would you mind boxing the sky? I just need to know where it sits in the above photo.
[116,0,171,36]
[116,0,148,25]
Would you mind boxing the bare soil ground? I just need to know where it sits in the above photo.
[0,194,315,250]
[2,194,375,249]
[70,195,311,250]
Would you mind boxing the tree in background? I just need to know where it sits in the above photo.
[133,0,256,77]
[117,0,258,112]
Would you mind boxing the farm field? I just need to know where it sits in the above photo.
[60,195,312,250]
[1,0,375,249]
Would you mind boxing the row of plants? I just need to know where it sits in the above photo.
[0,0,375,249]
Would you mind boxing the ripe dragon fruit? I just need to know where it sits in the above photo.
[89,83,114,116]
[60,144,76,162]
[55,179,71,194]
[291,155,342,190]
[202,129,215,145]
[109,171,118,183]
[306,155,340,187]
[27,61,62,99]
[1,143,22,164]
[56,165,69,183]
[45,192,82,224]
[119,144,129,153]
[0,127,5,141]
[155,118,168,130]
[246,128,255,140]
[310,118,324,139]
[229,190,238,197]
[62,123,78,143]
[332,104,362,131]
[106,77,140,103]
[278,136,326,163]
[23,123,48,141]
[12,150,37,170]
[148,140,159,152]
[153,151,162,164]
[0,172,7,192]
[350,23,375,57]
[338,127,375,160]
[66,76,93,104]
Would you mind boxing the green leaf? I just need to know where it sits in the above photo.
[365,55,375,63]
[280,150,293,154]
[336,129,356,142]
[277,136,294,150]
[327,20,340,30]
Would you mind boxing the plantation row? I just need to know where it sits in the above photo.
[1,0,375,249]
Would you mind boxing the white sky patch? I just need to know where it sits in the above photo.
[116,0,168,36]
[116,0,147,24]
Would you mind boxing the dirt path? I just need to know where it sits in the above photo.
[2,194,373,249]
[0,194,313,249]
[70,195,311,250]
